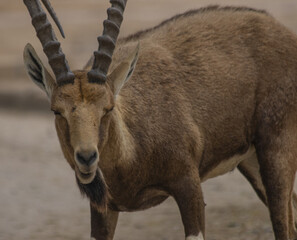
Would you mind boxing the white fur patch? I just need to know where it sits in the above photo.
[186,232,204,240]
[202,146,256,181]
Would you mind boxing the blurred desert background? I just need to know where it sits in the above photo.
[1,1,297,239]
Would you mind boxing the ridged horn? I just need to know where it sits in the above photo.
[88,0,127,84]
[23,0,75,86]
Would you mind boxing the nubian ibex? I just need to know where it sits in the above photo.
[23,0,297,239]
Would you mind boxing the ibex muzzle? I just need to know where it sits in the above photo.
[69,104,100,184]
[23,1,297,240]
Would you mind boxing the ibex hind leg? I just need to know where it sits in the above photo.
[238,157,297,229]
[255,117,297,240]
[293,194,297,229]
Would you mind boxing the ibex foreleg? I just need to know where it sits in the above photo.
[90,204,118,240]
[168,170,205,240]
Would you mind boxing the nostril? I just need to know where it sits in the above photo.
[76,152,86,165]
[76,151,98,166]
[88,151,97,166]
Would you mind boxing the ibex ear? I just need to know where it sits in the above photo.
[108,43,139,97]
[23,43,56,100]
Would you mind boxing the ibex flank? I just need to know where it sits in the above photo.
[23,0,297,239]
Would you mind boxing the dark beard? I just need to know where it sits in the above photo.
[76,170,109,212]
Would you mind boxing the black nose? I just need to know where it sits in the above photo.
[76,150,98,166]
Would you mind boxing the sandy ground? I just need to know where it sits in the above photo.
[1,1,297,239]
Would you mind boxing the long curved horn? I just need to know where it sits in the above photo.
[88,0,127,84]
[23,0,75,86]
[40,0,65,38]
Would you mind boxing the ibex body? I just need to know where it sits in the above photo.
[23,1,297,240]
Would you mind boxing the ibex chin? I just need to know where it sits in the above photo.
[23,0,297,239]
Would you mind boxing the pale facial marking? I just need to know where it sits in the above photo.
[186,233,204,240]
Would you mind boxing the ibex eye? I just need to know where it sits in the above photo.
[104,106,114,115]
[51,109,61,116]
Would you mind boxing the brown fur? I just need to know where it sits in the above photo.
[24,5,297,240]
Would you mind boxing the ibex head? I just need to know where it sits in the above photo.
[23,0,138,187]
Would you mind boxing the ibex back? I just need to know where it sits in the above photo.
[23,1,297,239]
